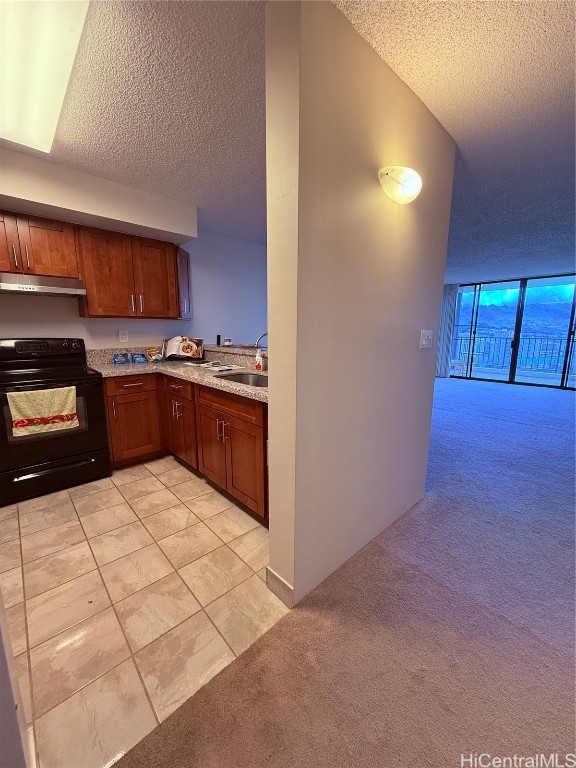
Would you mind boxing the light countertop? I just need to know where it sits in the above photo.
[90,361,268,403]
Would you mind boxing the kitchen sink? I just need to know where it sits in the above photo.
[215,372,268,387]
[222,344,268,350]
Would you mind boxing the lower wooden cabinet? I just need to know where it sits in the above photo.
[163,376,198,469]
[197,403,227,488]
[107,389,162,463]
[196,387,267,518]
[104,375,267,518]
[223,412,266,517]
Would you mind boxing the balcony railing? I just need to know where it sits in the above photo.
[451,333,568,375]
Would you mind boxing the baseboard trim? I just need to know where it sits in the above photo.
[266,567,294,608]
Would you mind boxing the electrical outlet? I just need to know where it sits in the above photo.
[420,330,433,349]
[118,329,128,343]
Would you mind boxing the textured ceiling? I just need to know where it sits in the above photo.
[333,1,575,282]
[46,0,266,243]
[4,1,574,281]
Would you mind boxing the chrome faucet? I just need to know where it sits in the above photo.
[255,332,268,348]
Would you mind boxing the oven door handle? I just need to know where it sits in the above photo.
[1,379,102,394]
[12,458,97,483]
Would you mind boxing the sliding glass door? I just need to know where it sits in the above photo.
[470,281,521,381]
[563,312,576,389]
[450,273,576,390]
[514,276,576,387]
[451,285,477,377]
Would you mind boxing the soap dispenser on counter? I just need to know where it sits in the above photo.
[255,349,267,372]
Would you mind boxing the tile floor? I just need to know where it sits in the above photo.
[0,456,288,768]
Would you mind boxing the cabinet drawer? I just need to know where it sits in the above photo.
[105,374,157,396]
[164,375,193,400]
[195,385,266,427]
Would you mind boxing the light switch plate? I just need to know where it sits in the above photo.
[118,329,129,343]
[420,329,433,349]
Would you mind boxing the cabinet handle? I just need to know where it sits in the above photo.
[139,294,143,313]
[25,245,30,270]
[169,384,182,390]
[131,294,135,313]
[183,299,187,313]
[172,400,176,417]
[216,419,223,442]
[123,382,144,387]
[176,402,182,418]
[112,400,117,420]
[11,244,19,270]
[223,422,230,442]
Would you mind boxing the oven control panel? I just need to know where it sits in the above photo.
[0,339,86,358]
[15,341,51,353]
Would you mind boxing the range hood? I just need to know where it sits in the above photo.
[0,272,87,297]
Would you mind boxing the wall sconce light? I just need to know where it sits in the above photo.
[378,166,422,205]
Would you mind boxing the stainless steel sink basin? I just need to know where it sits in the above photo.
[223,344,268,350]
[215,372,268,387]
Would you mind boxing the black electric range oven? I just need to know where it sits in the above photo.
[0,339,111,505]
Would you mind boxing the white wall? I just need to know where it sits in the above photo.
[0,232,267,348]
[266,1,455,603]
[265,1,301,602]
[184,233,267,345]
[0,147,197,243]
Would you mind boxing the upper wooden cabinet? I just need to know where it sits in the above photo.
[0,211,78,278]
[78,228,136,317]
[78,229,178,318]
[131,237,178,318]
[1,208,182,319]
[0,212,18,272]
[17,216,78,277]
[177,247,192,319]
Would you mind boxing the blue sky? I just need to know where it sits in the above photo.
[461,283,575,307]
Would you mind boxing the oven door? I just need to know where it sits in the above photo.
[0,377,109,473]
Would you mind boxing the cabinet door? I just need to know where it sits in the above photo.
[179,399,198,469]
[0,212,22,272]
[132,237,178,318]
[16,215,78,277]
[79,228,135,317]
[158,378,173,451]
[108,391,161,462]
[177,247,192,319]
[223,413,266,518]
[196,404,226,488]
[168,397,184,458]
